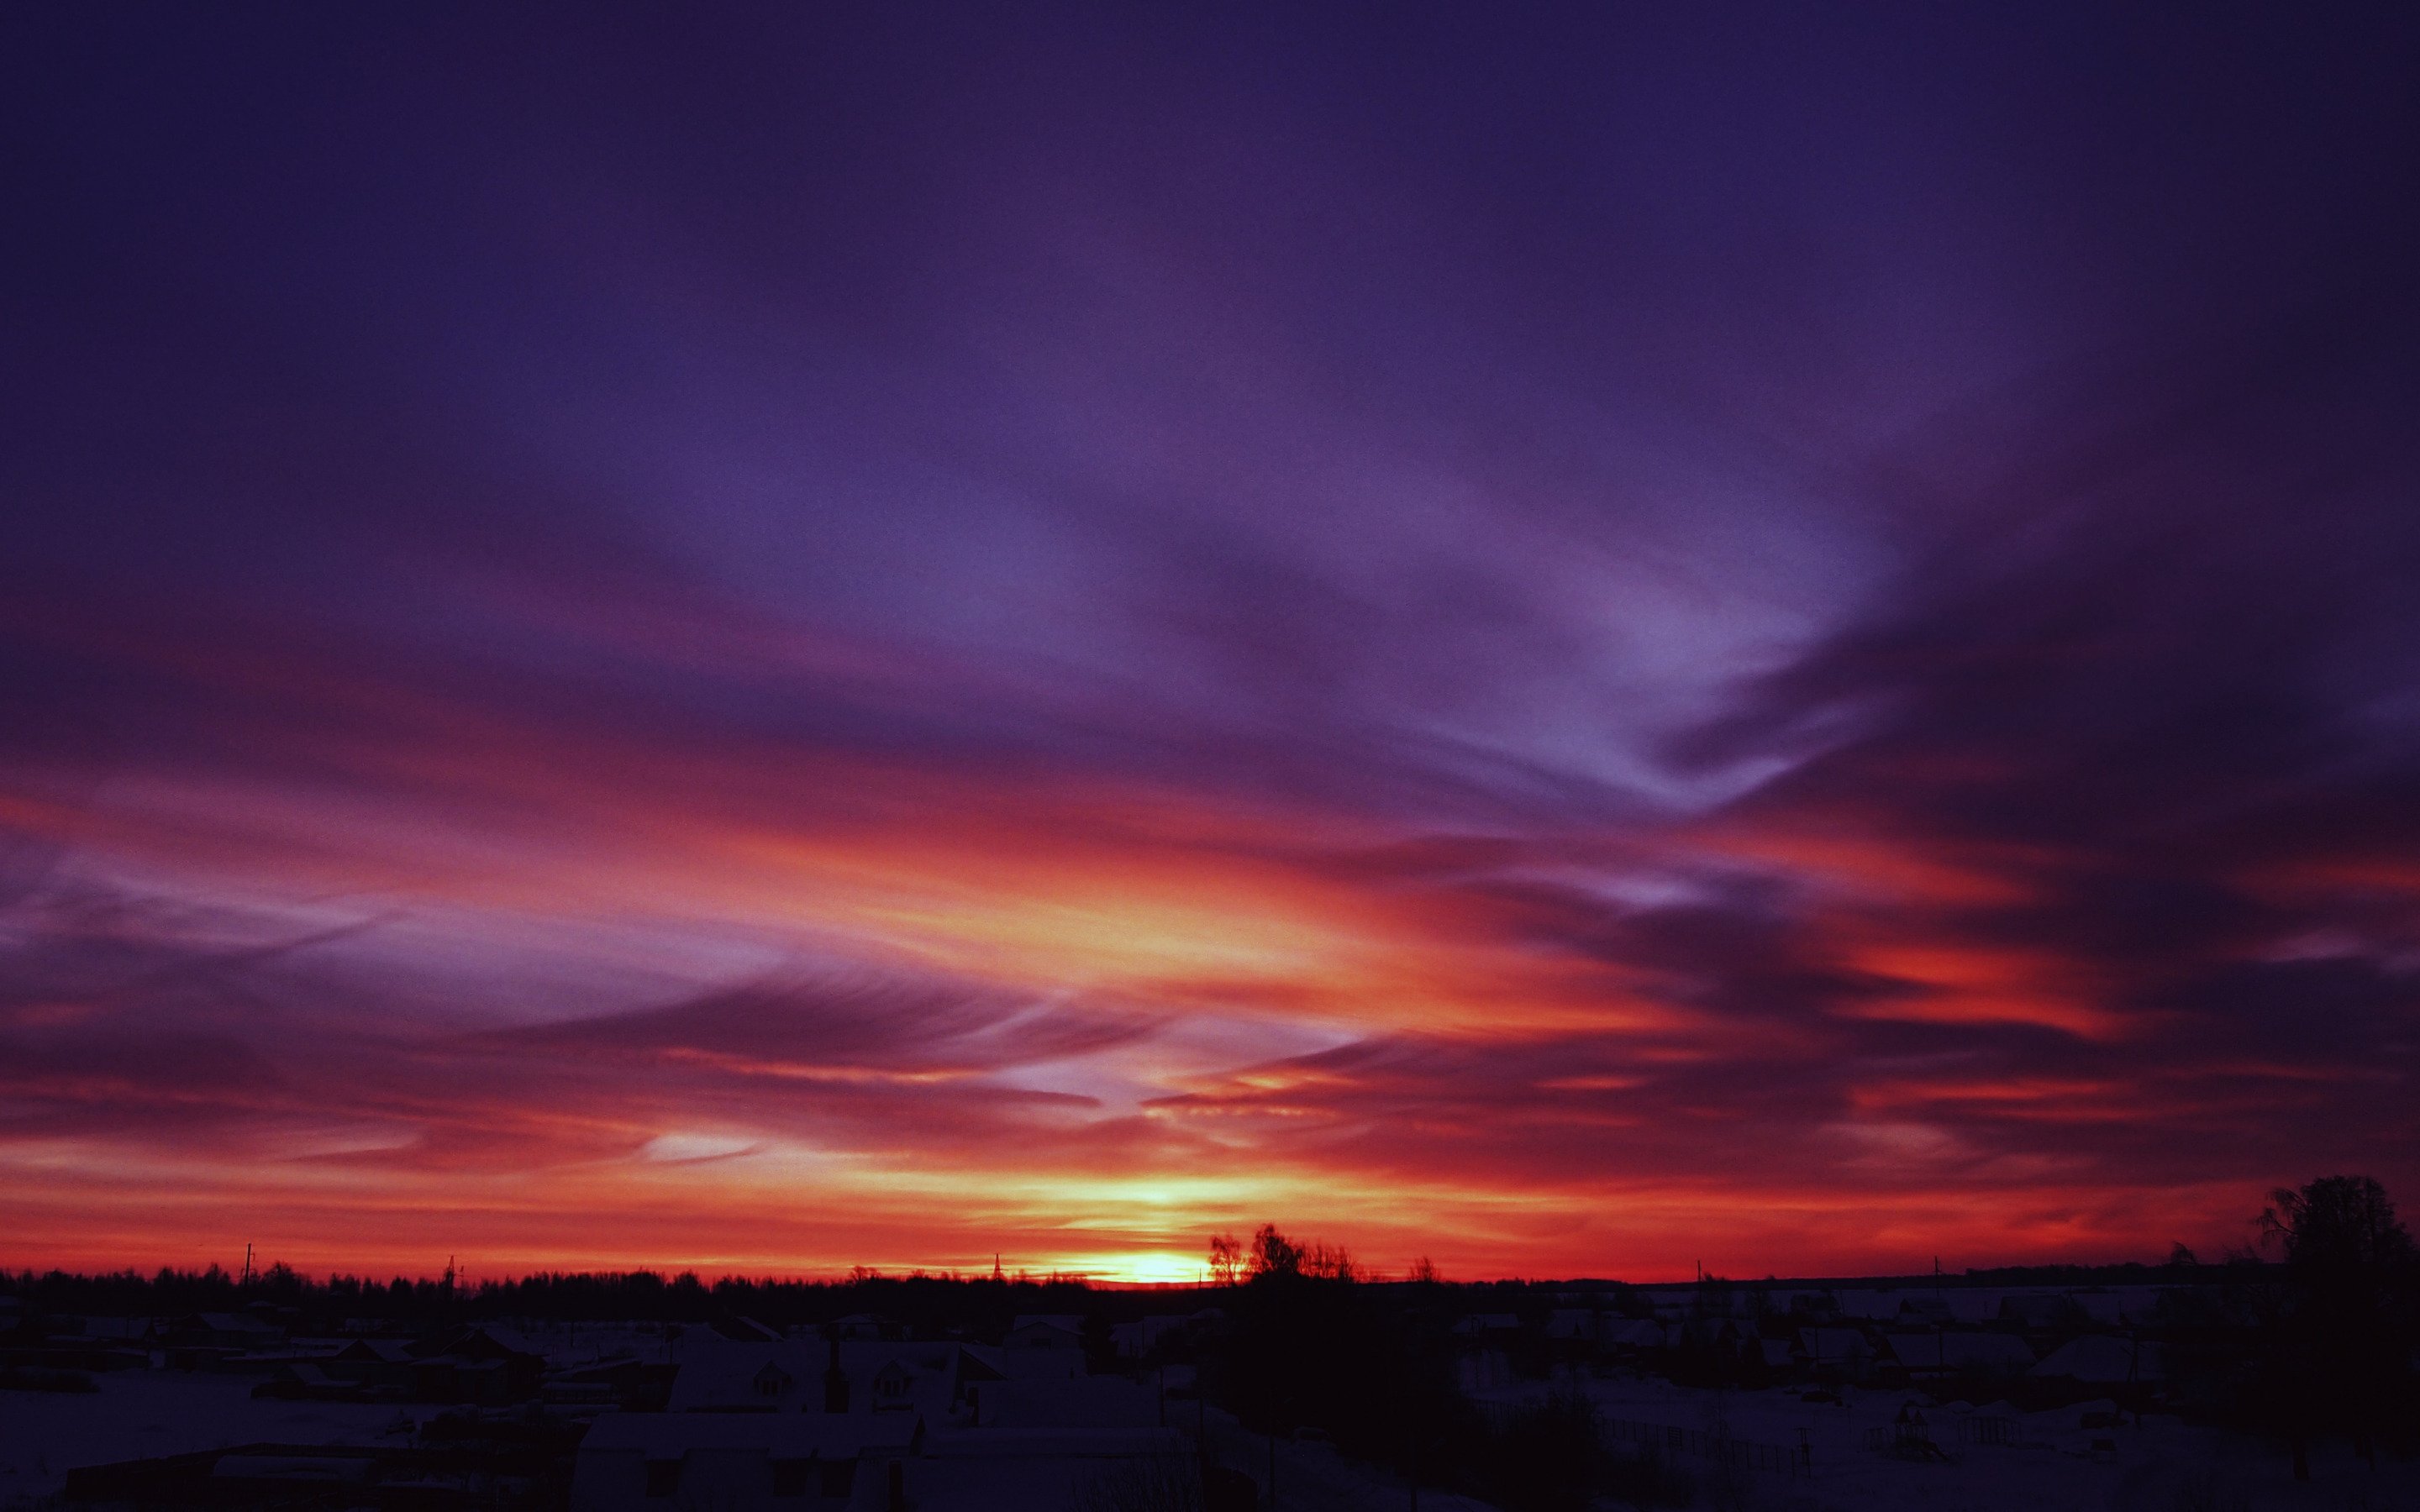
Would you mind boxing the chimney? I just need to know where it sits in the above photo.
[823,1333,850,1414]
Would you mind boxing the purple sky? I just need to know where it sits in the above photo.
[3,3,2417,1279]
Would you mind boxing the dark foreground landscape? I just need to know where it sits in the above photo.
[9,4,2420,1509]
[4,1178,2417,1512]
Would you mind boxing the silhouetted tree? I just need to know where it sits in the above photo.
[1202,1224,1479,1495]
[2247,1175,2419,1476]
[1247,1224,1302,1278]
[1206,1234,1240,1287]
[2260,1175,2416,1276]
[1486,1390,1601,1512]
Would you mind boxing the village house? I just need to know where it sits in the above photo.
[2032,1333,2166,1389]
[160,1310,285,1368]
[2002,1292,2087,1331]
[961,1375,1157,1430]
[667,1336,1002,1422]
[1600,1317,1669,1354]
[1828,1290,1905,1322]
[572,1410,921,1512]
[1883,1331,2036,1382]
[999,1315,1086,1379]
[913,1426,1196,1512]
[1107,1313,1193,1359]
[1449,1312,1521,1337]
[1798,1326,1879,1381]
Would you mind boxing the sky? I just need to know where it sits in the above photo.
[3,3,2418,1284]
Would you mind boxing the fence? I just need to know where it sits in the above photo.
[1865,1422,1937,1457]
[1861,1414,2016,1457]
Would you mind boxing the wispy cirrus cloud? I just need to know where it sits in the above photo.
[4,2,2417,1279]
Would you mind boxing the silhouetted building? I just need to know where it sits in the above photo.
[572,1412,919,1512]
[667,1338,1002,1421]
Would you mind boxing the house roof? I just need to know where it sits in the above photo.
[1109,1316,1190,1352]
[967,1377,1155,1430]
[334,1339,413,1362]
[1799,1328,1876,1361]
[667,1339,971,1413]
[1003,1321,1083,1355]
[1885,1332,2035,1370]
[192,1312,281,1333]
[451,1326,544,1360]
[959,1345,1007,1380]
[2072,1289,2167,1325]
[1829,1291,1903,1320]
[2001,1293,2080,1326]
[581,1412,920,1457]
[1451,1313,1520,1333]
[923,1428,1187,1460]
[1544,1310,1595,1337]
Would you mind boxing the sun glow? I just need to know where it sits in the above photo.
[1055,1251,1211,1285]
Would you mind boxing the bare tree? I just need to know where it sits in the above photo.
[1249,1224,1302,1278]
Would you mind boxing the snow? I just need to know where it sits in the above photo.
[1475,1372,2420,1511]
[0,1371,434,1504]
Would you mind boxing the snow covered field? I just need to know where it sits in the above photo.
[0,1371,433,1507]
[6,1365,2412,1512]
[1481,1373,2420,1511]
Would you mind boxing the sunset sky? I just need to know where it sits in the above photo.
[4,4,2417,1283]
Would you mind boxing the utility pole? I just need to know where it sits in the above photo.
[241,1242,253,1286]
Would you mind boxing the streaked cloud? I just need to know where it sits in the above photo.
[3,3,2416,1278]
